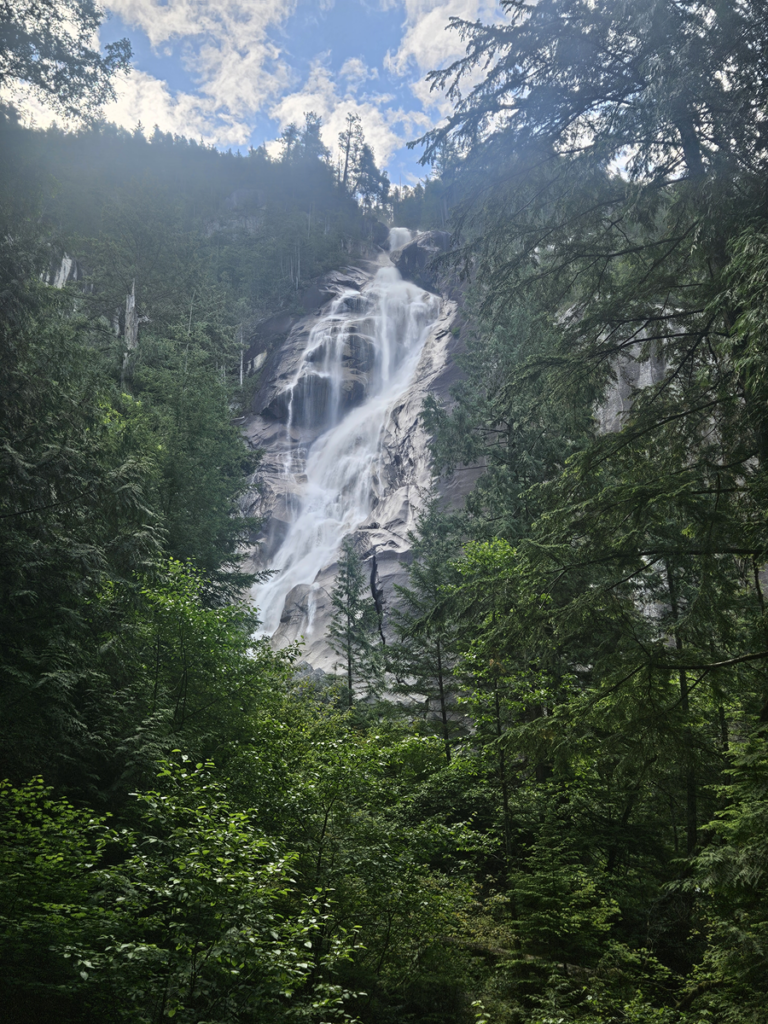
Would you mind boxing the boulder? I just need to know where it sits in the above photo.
[301,267,367,313]
[343,332,376,373]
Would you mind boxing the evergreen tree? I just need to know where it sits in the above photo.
[0,283,162,787]
[409,3,768,1016]
[298,111,329,163]
[389,501,464,761]
[692,724,768,1022]
[417,0,768,379]
[338,111,364,192]
[327,538,380,706]
[279,121,301,160]
[354,143,389,210]
[0,0,131,119]
[424,298,592,542]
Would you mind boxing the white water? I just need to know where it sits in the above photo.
[53,255,74,289]
[388,227,413,250]
[254,258,440,637]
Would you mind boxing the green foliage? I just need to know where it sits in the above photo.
[228,708,482,1024]
[390,180,450,232]
[101,559,280,746]
[6,1,768,1020]
[0,103,379,791]
[423,300,593,542]
[689,726,768,1021]
[0,774,114,1022]
[0,761,360,1023]
[389,499,465,759]
[404,2,768,1021]
[127,349,260,592]
[0,281,161,785]
[328,539,382,707]
[0,0,131,120]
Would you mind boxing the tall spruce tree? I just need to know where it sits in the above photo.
[389,501,464,761]
[338,112,364,192]
[327,538,380,707]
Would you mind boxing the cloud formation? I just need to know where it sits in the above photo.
[269,57,430,167]
[103,70,244,144]
[103,0,297,140]
[385,0,500,111]
[3,0,504,174]
[340,57,379,89]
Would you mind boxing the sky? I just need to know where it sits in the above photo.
[53,0,503,184]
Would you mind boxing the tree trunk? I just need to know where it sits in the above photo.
[675,115,705,180]
[666,562,697,855]
[436,636,451,763]
[494,673,511,861]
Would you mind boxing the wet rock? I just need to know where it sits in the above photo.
[260,369,368,428]
[596,344,666,433]
[343,333,376,373]
[390,230,451,290]
[339,375,367,411]
[239,248,478,672]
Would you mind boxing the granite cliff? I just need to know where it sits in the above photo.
[238,230,470,671]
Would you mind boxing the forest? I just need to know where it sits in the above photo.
[2,1,768,1022]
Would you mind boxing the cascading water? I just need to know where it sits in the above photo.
[388,227,414,250]
[253,236,440,644]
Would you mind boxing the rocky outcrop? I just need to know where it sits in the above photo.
[257,296,471,670]
[596,344,666,433]
[46,253,90,290]
[238,244,477,673]
[390,230,451,291]
[246,265,372,430]
[368,219,390,247]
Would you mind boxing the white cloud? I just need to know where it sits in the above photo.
[103,69,252,144]
[104,0,297,127]
[106,0,294,49]
[407,74,454,120]
[269,58,430,166]
[2,0,499,169]
[0,82,59,130]
[340,57,379,90]
[385,0,501,110]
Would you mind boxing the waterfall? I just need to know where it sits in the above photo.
[388,227,413,250]
[253,255,440,640]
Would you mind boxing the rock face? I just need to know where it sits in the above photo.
[596,344,666,433]
[239,225,673,672]
[46,253,90,290]
[390,230,451,291]
[239,236,474,672]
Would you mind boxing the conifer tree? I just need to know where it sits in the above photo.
[327,538,380,706]
[354,143,389,210]
[338,112,364,191]
[0,0,132,119]
[390,501,463,761]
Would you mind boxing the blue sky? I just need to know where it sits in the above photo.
[87,0,502,184]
